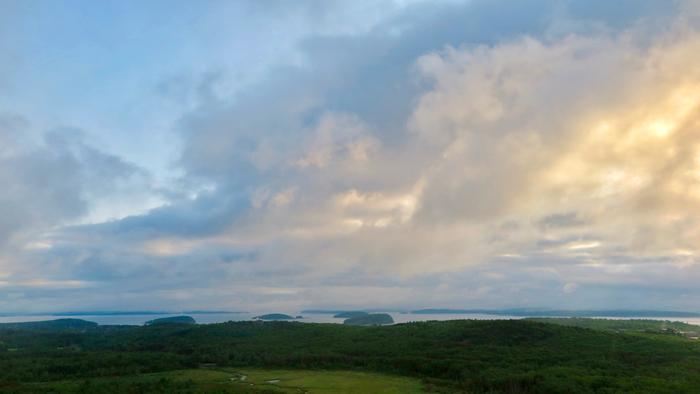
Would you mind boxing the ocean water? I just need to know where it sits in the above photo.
[2,312,700,326]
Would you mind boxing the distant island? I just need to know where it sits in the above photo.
[302,308,700,318]
[145,316,196,326]
[343,313,394,326]
[411,308,700,317]
[0,311,245,318]
[58,311,171,316]
[54,310,240,316]
[253,313,296,321]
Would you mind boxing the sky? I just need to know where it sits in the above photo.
[2,0,700,313]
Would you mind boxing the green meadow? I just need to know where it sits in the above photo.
[15,368,426,393]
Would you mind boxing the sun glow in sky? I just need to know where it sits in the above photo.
[2,0,700,313]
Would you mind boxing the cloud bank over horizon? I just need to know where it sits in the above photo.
[2,0,700,313]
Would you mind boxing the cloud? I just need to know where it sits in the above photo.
[0,114,158,302]
[0,114,159,232]
[4,0,700,312]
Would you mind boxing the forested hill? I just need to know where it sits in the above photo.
[2,319,700,392]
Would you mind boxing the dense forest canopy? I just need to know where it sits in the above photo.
[1,318,700,392]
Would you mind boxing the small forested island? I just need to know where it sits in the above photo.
[343,313,394,325]
[253,313,295,320]
[145,316,196,326]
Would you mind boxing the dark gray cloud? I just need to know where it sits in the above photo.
[81,191,246,239]
[0,117,143,246]
[538,213,585,229]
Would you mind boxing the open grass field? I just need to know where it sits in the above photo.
[230,368,426,393]
[11,368,428,393]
